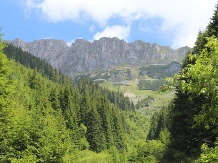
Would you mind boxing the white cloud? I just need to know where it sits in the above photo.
[93,25,130,41]
[23,0,217,48]
[42,32,54,40]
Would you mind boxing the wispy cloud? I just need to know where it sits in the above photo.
[89,25,95,32]
[23,0,217,48]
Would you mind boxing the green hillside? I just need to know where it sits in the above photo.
[1,34,153,162]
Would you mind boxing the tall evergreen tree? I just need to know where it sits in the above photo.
[86,107,107,152]
[164,4,218,161]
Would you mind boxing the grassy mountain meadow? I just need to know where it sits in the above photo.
[75,62,179,115]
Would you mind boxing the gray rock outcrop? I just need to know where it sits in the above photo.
[9,37,189,77]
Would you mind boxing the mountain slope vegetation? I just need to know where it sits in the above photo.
[2,4,218,163]
[1,32,153,162]
[145,4,218,163]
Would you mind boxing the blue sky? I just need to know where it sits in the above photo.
[1,0,217,49]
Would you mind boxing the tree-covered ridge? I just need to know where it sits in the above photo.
[1,38,147,162]
[4,43,64,83]
[4,43,135,112]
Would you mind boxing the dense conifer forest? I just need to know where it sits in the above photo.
[2,4,218,163]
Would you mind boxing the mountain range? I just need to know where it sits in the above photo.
[9,37,190,78]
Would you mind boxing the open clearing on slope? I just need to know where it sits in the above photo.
[99,78,175,113]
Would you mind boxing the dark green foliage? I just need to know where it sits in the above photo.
[206,4,218,37]
[86,107,107,152]
[4,43,64,83]
[139,65,167,78]
[77,79,128,152]
[138,79,166,91]
[77,78,135,111]
[139,61,181,79]
[147,106,169,140]
[191,31,207,57]
[75,68,134,82]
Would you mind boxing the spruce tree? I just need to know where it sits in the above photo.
[86,107,107,152]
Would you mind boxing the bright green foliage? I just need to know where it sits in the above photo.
[164,37,218,160]
[1,37,139,162]
[131,105,170,163]
[195,140,218,163]
[77,150,113,163]
[129,140,166,163]
[0,37,13,108]
[0,35,17,162]
[180,37,218,129]
[0,64,75,162]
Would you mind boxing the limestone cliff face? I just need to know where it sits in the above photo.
[10,37,189,77]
